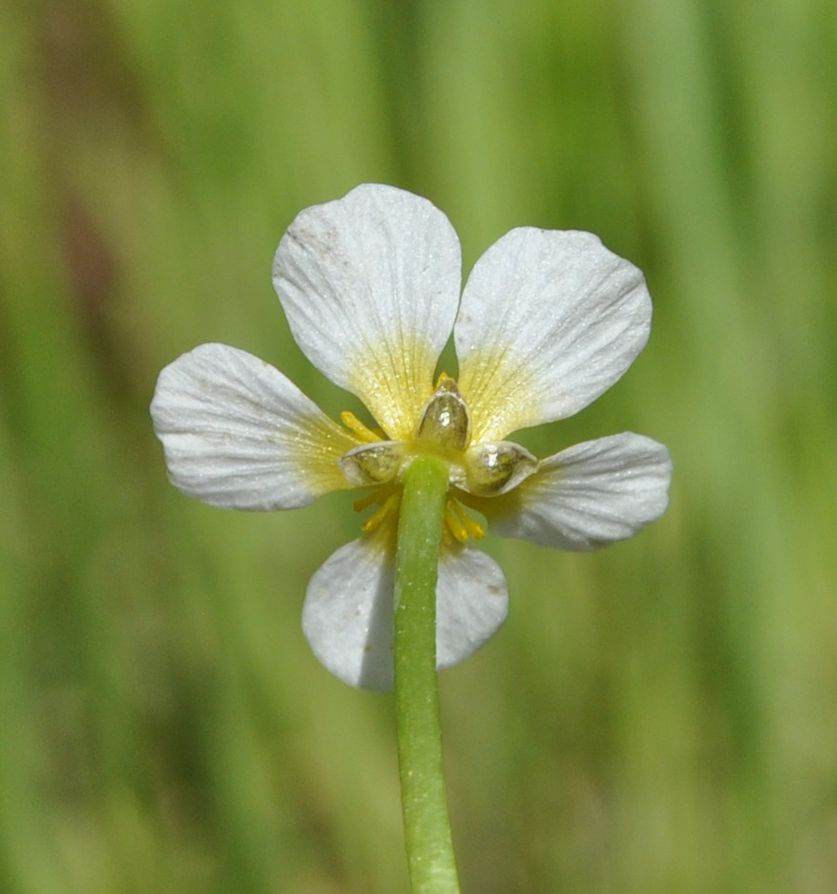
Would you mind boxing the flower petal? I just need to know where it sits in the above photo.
[302,532,396,690]
[479,433,671,550]
[151,343,359,509]
[303,534,508,690]
[456,229,651,441]
[273,184,462,440]
[436,546,508,670]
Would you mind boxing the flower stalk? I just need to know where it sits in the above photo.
[394,454,461,893]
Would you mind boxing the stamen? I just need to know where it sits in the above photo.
[450,499,486,540]
[352,486,393,513]
[340,410,383,443]
[444,506,469,543]
[444,498,486,543]
[362,491,401,534]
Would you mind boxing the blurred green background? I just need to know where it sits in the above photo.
[2,1,835,891]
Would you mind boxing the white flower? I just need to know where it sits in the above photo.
[151,184,672,690]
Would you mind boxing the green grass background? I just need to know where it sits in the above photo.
[2,1,836,891]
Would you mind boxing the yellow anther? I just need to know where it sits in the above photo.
[435,371,455,388]
[361,491,401,534]
[353,487,390,512]
[444,506,469,543]
[443,499,485,543]
[449,499,486,540]
[340,410,383,443]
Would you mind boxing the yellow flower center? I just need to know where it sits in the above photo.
[338,373,538,543]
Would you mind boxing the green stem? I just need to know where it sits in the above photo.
[394,454,461,894]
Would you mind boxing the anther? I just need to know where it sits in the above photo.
[450,499,486,540]
[444,498,486,543]
[353,486,393,513]
[340,410,384,443]
[444,506,469,543]
[361,492,400,534]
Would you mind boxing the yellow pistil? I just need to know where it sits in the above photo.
[340,410,384,443]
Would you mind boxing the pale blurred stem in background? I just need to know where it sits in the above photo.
[394,455,461,893]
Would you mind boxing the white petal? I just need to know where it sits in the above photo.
[303,535,508,690]
[436,546,509,670]
[303,533,396,690]
[482,433,672,550]
[456,229,651,441]
[273,184,462,439]
[151,343,359,510]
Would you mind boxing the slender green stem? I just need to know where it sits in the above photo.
[394,455,461,894]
